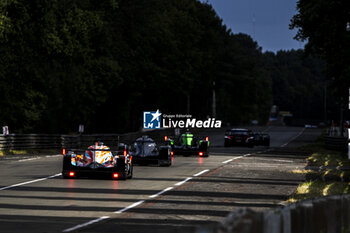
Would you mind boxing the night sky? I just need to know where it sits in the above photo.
[200,0,305,52]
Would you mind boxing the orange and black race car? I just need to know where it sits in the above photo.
[62,142,133,180]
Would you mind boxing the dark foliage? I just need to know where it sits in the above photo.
[0,0,326,133]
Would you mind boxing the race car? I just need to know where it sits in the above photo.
[130,136,172,166]
[62,142,133,180]
[224,129,255,147]
[252,131,270,147]
[167,131,210,157]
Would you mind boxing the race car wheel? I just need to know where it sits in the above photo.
[160,158,171,167]
[62,155,72,179]
[158,160,166,166]
[116,156,128,180]
[199,142,208,152]
[127,164,133,179]
[159,146,172,166]
[167,157,172,166]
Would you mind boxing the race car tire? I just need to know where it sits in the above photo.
[159,158,171,167]
[159,146,171,166]
[167,157,172,166]
[199,141,208,151]
[224,141,229,147]
[62,155,72,179]
[127,164,133,179]
[116,156,128,180]
[159,146,170,159]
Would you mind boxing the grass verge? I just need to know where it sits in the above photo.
[0,149,60,157]
[288,135,350,202]
[288,180,350,202]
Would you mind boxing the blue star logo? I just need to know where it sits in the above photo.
[143,110,162,129]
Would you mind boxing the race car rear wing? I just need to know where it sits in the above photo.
[62,148,127,156]
[164,135,209,145]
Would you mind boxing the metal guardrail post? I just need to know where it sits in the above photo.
[78,134,82,148]
[348,129,350,160]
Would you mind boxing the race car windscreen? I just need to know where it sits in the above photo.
[132,140,158,157]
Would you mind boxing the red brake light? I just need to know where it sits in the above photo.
[113,173,119,179]
[62,148,66,155]
[69,171,75,177]
[199,152,204,156]
[205,137,209,141]
[164,136,168,141]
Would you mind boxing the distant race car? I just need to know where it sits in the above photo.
[131,136,172,166]
[252,131,270,147]
[62,142,133,180]
[224,129,255,147]
[167,131,210,157]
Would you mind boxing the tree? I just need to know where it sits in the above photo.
[290,0,350,99]
[0,0,326,133]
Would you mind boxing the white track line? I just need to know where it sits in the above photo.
[256,158,294,163]
[193,169,210,177]
[114,200,145,214]
[222,158,233,164]
[63,163,219,231]
[63,216,110,232]
[18,157,40,162]
[45,155,61,158]
[18,154,61,162]
[222,153,251,164]
[175,177,192,186]
[18,155,62,162]
[64,199,147,231]
[281,128,305,147]
[0,173,61,191]
[149,187,173,198]
[263,126,272,132]
[63,201,146,232]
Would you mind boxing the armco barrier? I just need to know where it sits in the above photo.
[324,136,348,152]
[0,134,63,150]
[199,194,350,233]
[0,129,175,151]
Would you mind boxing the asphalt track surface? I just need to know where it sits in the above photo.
[0,126,322,233]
